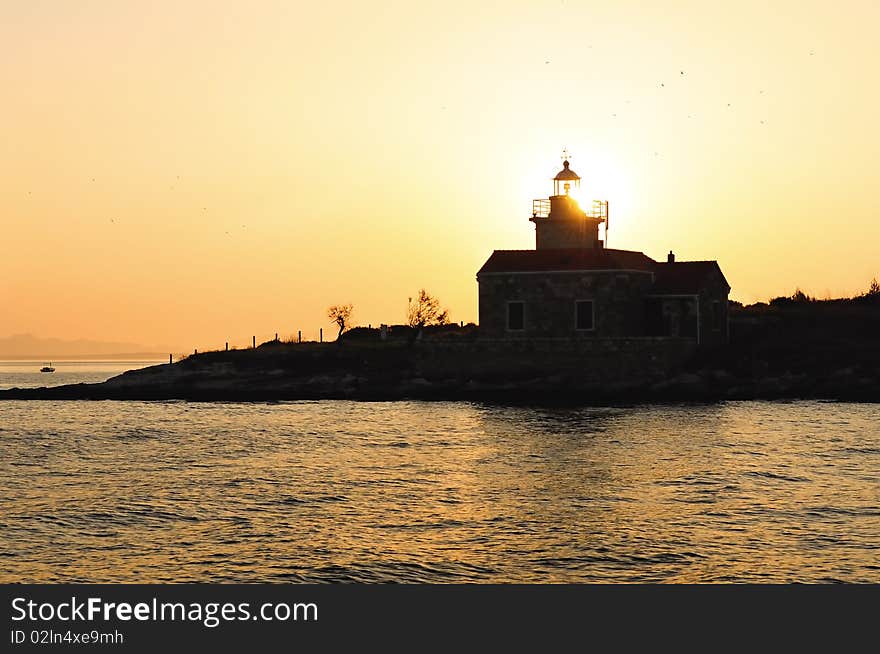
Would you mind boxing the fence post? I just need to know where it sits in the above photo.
[319,328,323,343]
[252,335,256,349]
[298,330,301,343]
[169,354,172,364]
[225,342,228,351]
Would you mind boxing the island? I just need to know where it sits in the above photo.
[2,294,878,403]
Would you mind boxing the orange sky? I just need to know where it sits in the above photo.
[2,1,878,351]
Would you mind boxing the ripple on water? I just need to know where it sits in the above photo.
[0,399,878,583]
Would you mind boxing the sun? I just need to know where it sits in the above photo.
[565,184,587,209]
[562,150,635,243]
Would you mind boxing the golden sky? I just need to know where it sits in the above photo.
[2,1,878,350]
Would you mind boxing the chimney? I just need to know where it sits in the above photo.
[667,250,675,263]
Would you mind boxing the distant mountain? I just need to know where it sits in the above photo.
[0,333,173,359]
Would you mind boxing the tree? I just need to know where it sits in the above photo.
[867,278,880,297]
[407,289,449,336]
[327,304,354,340]
[790,288,813,303]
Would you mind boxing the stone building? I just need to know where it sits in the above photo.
[477,158,730,346]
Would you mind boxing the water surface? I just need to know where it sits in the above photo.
[0,360,163,390]
[1,398,877,582]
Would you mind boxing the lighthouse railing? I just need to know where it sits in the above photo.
[531,199,551,218]
[532,198,607,220]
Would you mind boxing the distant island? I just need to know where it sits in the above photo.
[2,287,878,403]
[0,333,172,360]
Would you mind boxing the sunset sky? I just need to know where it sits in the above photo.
[2,1,878,351]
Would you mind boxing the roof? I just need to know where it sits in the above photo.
[477,250,730,293]
[477,248,657,275]
[651,261,730,294]
[553,160,581,181]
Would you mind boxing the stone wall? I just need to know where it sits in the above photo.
[698,277,730,346]
[530,217,602,249]
[645,297,700,338]
[478,270,655,338]
[413,336,698,386]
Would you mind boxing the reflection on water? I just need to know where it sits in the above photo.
[0,400,878,582]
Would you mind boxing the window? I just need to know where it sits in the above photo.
[507,302,524,331]
[711,301,722,331]
[575,300,594,331]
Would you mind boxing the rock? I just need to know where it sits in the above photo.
[831,367,856,379]
[305,374,336,387]
[708,369,736,385]
[673,372,702,385]
[725,385,748,399]
[649,379,672,393]
[755,376,788,396]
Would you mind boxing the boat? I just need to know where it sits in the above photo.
[40,363,55,373]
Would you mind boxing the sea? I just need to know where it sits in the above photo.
[1,361,878,583]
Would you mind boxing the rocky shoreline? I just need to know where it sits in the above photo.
[1,347,877,404]
[3,299,878,404]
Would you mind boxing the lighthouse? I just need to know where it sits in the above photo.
[476,152,730,345]
[529,158,608,250]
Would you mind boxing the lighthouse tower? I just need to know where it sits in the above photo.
[529,158,608,250]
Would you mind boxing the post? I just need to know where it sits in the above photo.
[298,330,301,343]
[275,332,278,341]
[252,335,256,349]
[225,342,228,351]
[605,200,610,247]
[169,354,172,364]
[319,328,323,343]
[194,349,197,355]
